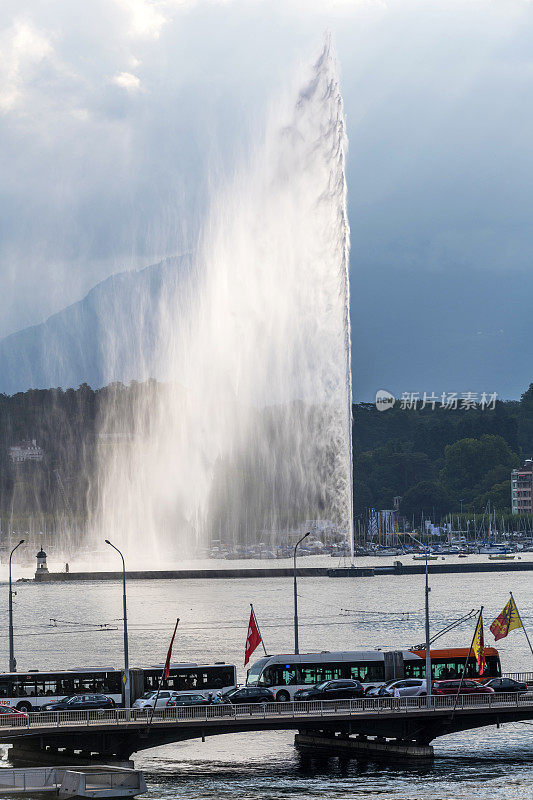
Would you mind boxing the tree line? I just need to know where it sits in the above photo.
[354,384,533,521]
[0,381,532,529]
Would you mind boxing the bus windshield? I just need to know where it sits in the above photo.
[247,659,270,685]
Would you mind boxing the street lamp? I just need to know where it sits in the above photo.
[105,540,130,711]
[293,532,310,654]
[9,540,24,672]
[406,532,432,707]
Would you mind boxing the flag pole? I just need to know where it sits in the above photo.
[251,603,268,655]
[510,592,533,658]
[452,606,482,716]
[148,617,180,732]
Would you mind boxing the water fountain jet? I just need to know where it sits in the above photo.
[91,41,354,566]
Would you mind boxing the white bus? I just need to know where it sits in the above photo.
[0,669,123,712]
[138,662,237,699]
[246,650,425,701]
[0,662,237,712]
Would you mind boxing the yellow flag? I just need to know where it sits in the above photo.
[472,610,485,675]
[490,597,522,641]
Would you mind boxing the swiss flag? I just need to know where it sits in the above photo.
[244,607,262,666]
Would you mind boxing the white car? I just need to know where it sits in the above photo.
[132,690,176,709]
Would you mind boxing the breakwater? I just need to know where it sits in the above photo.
[29,560,533,582]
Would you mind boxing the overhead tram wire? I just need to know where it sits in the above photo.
[50,617,117,630]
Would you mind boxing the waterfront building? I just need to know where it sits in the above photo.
[511,459,533,514]
[9,439,44,463]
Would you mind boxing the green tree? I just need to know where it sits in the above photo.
[518,383,533,456]
[399,481,453,520]
[440,434,518,498]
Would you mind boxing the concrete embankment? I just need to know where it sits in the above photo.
[28,560,533,582]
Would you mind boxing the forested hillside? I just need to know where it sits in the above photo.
[0,382,531,528]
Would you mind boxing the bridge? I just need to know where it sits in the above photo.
[1,693,532,764]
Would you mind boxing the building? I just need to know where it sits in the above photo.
[9,439,44,463]
[511,459,533,514]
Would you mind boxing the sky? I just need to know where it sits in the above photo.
[1,0,533,402]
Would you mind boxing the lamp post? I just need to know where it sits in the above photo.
[9,539,24,672]
[293,532,310,654]
[105,540,130,711]
[406,532,432,707]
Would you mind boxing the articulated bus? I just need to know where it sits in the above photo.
[246,648,501,701]
[0,662,237,712]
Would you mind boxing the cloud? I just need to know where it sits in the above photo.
[0,18,54,112]
[112,70,141,91]
[115,0,168,40]
[0,0,532,372]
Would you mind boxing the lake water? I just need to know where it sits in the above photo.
[1,570,531,799]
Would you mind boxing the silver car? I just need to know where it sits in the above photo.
[380,679,428,697]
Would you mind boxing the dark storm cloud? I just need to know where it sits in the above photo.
[0,0,532,398]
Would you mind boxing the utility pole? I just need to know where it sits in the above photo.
[105,540,130,712]
[9,540,25,672]
[406,532,432,707]
[293,532,310,654]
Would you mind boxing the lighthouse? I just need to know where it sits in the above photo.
[35,548,49,579]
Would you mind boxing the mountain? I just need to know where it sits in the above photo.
[0,256,189,394]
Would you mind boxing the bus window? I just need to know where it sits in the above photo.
[19,679,37,697]
[0,683,9,698]
[269,665,297,685]
[35,679,57,697]
[299,665,317,685]
[485,656,501,677]
[144,672,158,691]
[204,668,228,689]
[315,663,345,683]
[354,663,385,682]
[258,666,277,686]
[404,661,425,679]
[406,658,484,680]
[170,671,198,690]
[106,673,122,694]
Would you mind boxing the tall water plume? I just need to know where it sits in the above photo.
[91,41,353,564]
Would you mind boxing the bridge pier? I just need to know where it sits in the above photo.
[295,731,434,761]
[8,737,135,769]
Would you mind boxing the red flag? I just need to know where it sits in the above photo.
[490,597,522,641]
[244,607,262,666]
[163,618,180,681]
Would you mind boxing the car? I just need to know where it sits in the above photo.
[0,705,28,721]
[294,679,365,701]
[484,677,528,694]
[167,693,208,707]
[132,690,176,709]
[41,694,116,711]
[432,680,495,696]
[221,687,275,704]
[376,679,428,697]
[364,681,395,697]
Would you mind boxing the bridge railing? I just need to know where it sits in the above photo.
[503,671,533,684]
[0,691,531,732]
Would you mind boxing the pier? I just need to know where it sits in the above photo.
[30,560,533,582]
